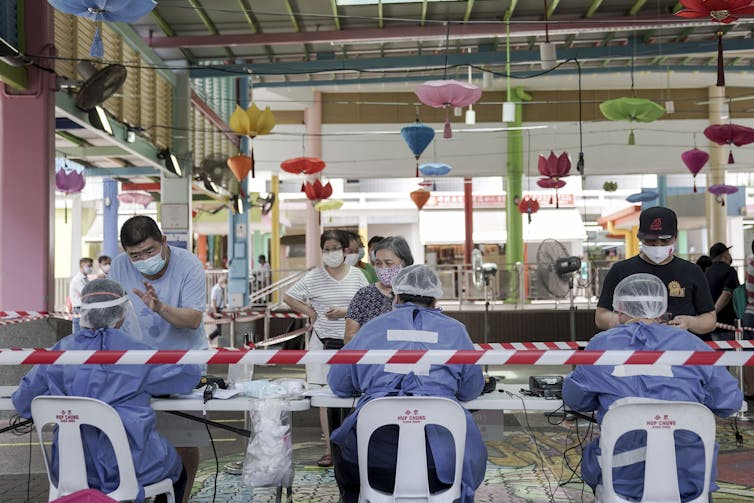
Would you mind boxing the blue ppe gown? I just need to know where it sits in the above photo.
[563,322,743,501]
[328,303,487,503]
[12,328,201,502]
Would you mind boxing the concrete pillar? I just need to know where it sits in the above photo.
[102,178,120,257]
[706,85,727,245]
[304,92,322,268]
[0,0,55,311]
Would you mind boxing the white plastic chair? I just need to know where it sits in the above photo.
[595,397,716,503]
[31,396,175,502]
[356,396,466,503]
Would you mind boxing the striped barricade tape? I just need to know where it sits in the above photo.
[0,311,50,318]
[255,326,312,348]
[476,341,754,350]
[1,348,753,366]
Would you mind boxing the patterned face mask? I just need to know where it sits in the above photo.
[376,265,402,286]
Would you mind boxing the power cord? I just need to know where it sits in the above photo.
[204,421,219,503]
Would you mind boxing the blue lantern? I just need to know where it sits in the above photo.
[626,190,659,203]
[48,0,157,57]
[400,123,435,177]
[419,163,452,177]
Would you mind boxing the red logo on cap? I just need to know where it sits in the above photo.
[649,218,663,231]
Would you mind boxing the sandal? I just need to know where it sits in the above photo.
[317,453,333,467]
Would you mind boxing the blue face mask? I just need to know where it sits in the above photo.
[133,246,166,276]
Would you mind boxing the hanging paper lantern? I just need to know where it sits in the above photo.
[708,184,738,206]
[517,196,540,223]
[599,98,665,144]
[400,123,435,177]
[229,104,276,178]
[227,154,252,181]
[681,148,709,192]
[314,199,344,212]
[55,158,86,224]
[538,151,571,179]
[303,180,333,201]
[626,190,659,203]
[675,1,754,86]
[703,123,754,164]
[280,157,326,175]
[418,163,452,177]
[415,80,482,138]
[117,190,153,208]
[603,181,618,192]
[410,188,431,210]
[48,0,157,57]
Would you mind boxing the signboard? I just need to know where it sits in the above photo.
[425,193,575,209]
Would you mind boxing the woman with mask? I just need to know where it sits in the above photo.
[595,206,716,336]
[344,231,378,284]
[344,236,414,344]
[283,229,368,467]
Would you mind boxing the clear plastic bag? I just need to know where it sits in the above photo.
[242,397,293,488]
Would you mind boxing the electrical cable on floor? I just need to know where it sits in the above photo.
[27,427,32,503]
[204,421,219,503]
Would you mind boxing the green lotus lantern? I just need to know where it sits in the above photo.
[599,97,665,145]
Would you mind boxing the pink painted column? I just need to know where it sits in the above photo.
[0,0,55,311]
[304,92,322,268]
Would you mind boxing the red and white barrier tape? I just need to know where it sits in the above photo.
[1,348,753,366]
[255,326,312,348]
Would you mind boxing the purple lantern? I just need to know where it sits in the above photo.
[708,184,738,206]
[415,80,481,139]
[681,148,709,193]
[55,158,86,223]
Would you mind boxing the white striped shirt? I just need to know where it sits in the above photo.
[286,266,368,339]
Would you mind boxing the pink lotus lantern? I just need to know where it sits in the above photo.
[708,184,738,206]
[681,148,709,192]
[55,159,86,223]
[703,123,754,164]
[415,80,481,139]
[118,190,154,208]
[536,151,571,208]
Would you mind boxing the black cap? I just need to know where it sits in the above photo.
[709,242,732,260]
[637,206,678,240]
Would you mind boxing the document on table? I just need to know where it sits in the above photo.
[177,388,242,400]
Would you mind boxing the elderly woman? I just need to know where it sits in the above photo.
[329,265,486,503]
[283,229,368,467]
[344,236,414,344]
[12,278,201,503]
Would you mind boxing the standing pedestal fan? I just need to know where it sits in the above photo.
[536,239,581,344]
[472,248,498,376]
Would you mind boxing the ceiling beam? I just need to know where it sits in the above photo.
[146,10,195,63]
[463,0,475,23]
[191,90,240,148]
[147,15,729,50]
[420,0,428,27]
[122,182,161,192]
[236,0,275,63]
[111,21,176,86]
[57,146,129,157]
[187,0,235,59]
[547,0,560,18]
[84,167,160,177]
[628,0,647,16]
[330,0,341,31]
[584,0,604,19]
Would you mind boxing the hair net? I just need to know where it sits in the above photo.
[392,264,443,299]
[79,279,141,338]
[613,273,668,320]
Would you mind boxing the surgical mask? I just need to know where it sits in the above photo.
[133,247,166,276]
[357,247,365,261]
[101,264,110,274]
[642,243,674,264]
[376,265,402,286]
[322,250,344,268]
[344,253,360,266]
[83,266,93,274]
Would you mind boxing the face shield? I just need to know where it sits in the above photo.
[79,281,143,343]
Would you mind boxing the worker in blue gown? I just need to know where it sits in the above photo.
[12,278,201,503]
[563,273,742,502]
[328,264,487,503]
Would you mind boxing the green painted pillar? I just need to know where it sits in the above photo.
[504,87,532,301]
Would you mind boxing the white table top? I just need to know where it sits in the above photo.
[0,386,310,413]
[306,383,564,412]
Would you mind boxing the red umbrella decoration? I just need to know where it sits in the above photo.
[410,188,431,210]
[415,81,481,138]
[708,183,738,206]
[703,123,754,164]
[517,196,540,223]
[536,151,571,208]
[55,158,86,223]
[675,0,754,86]
[280,157,326,175]
[681,148,709,192]
[303,180,333,202]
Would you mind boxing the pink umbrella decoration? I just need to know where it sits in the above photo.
[708,184,738,206]
[415,80,481,139]
[681,148,709,192]
[536,151,571,208]
[703,123,754,164]
[55,159,86,223]
[117,190,153,208]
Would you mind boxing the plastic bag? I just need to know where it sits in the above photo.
[243,398,293,488]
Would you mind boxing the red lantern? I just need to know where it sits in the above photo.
[681,148,709,192]
[538,151,571,179]
[280,157,326,175]
[703,123,754,164]
[303,179,333,201]
[410,188,431,210]
[227,154,252,181]
[517,196,540,223]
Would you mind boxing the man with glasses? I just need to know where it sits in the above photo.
[109,215,207,503]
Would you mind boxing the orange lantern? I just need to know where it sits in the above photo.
[227,154,252,181]
[280,157,326,175]
[410,188,431,210]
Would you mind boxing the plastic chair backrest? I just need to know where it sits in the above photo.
[732,285,747,321]
[597,397,716,503]
[31,396,142,501]
[356,396,466,503]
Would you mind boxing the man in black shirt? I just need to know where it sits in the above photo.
[705,242,740,340]
[595,206,716,335]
